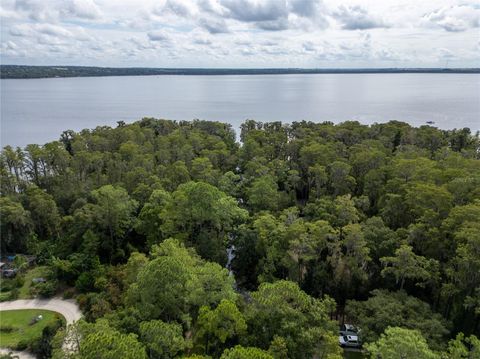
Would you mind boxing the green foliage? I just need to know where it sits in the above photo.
[365,327,438,359]
[138,181,248,262]
[2,119,480,358]
[55,319,147,359]
[194,300,247,356]
[245,280,341,359]
[87,185,138,260]
[443,333,480,359]
[247,175,279,211]
[345,290,449,346]
[381,244,438,290]
[0,196,32,252]
[127,239,236,324]
[139,320,188,359]
[220,346,273,359]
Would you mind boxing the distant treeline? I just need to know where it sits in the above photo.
[1,65,479,79]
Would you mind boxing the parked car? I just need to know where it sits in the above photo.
[339,324,362,348]
[340,324,359,333]
[32,277,47,284]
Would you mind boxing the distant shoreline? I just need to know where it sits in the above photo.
[1,65,479,79]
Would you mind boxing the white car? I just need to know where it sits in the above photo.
[339,333,361,348]
[339,324,362,348]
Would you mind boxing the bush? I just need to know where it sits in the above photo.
[36,280,58,298]
[0,325,14,333]
[62,287,75,299]
[15,339,28,351]
[0,277,22,293]
[30,316,64,359]
[75,272,95,293]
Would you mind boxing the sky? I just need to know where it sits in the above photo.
[1,0,479,68]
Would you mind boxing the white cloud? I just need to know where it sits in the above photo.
[332,5,388,30]
[63,0,103,20]
[422,4,480,32]
[147,29,170,42]
[0,0,479,67]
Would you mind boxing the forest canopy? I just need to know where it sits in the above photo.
[1,118,479,358]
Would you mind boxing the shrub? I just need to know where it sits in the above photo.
[62,287,75,299]
[30,316,64,358]
[36,280,58,298]
[0,325,14,333]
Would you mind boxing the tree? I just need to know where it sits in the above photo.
[135,189,172,246]
[443,333,480,359]
[124,252,148,285]
[247,175,279,212]
[443,221,480,334]
[127,239,236,324]
[245,280,341,359]
[128,255,193,322]
[327,223,370,300]
[252,213,288,283]
[53,320,147,359]
[381,244,438,290]
[0,196,32,252]
[220,346,273,359]
[332,195,359,227]
[286,220,333,282]
[24,185,60,240]
[405,183,453,221]
[161,181,248,262]
[327,161,355,196]
[139,320,188,359]
[87,185,138,260]
[194,300,246,356]
[345,290,449,346]
[365,327,438,359]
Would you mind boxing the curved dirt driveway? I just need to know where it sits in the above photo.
[0,297,82,359]
[0,297,82,324]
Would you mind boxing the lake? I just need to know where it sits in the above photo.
[1,74,479,148]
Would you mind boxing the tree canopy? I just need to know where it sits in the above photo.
[2,118,479,358]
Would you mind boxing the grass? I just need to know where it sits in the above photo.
[0,266,50,302]
[18,266,49,299]
[0,309,64,349]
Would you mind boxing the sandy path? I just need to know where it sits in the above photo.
[0,297,82,359]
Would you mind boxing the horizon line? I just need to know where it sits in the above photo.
[2,64,480,70]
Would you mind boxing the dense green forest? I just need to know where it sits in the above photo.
[1,119,479,358]
[2,65,479,79]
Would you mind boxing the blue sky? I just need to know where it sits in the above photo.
[1,0,479,68]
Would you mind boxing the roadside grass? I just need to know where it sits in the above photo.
[18,266,50,299]
[0,309,64,349]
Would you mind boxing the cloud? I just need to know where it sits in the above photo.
[1,0,479,67]
[289,0,325,20]
[333,5,388,30]
[166,0,193,17]
[422,5,480,32]
[62,0,102,20]
[220,0,288,23]
[37,23,73,37]
[13,0,102,22]
[302,41,316,52]
[217,0,327,31]
[198,16,229,33]
[147,30,170,42]
[10,23,73,38]
[192,35,212,45]
[154,0,196,18]
[219,0,290,31]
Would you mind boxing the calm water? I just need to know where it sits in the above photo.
[1,74,479,148]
